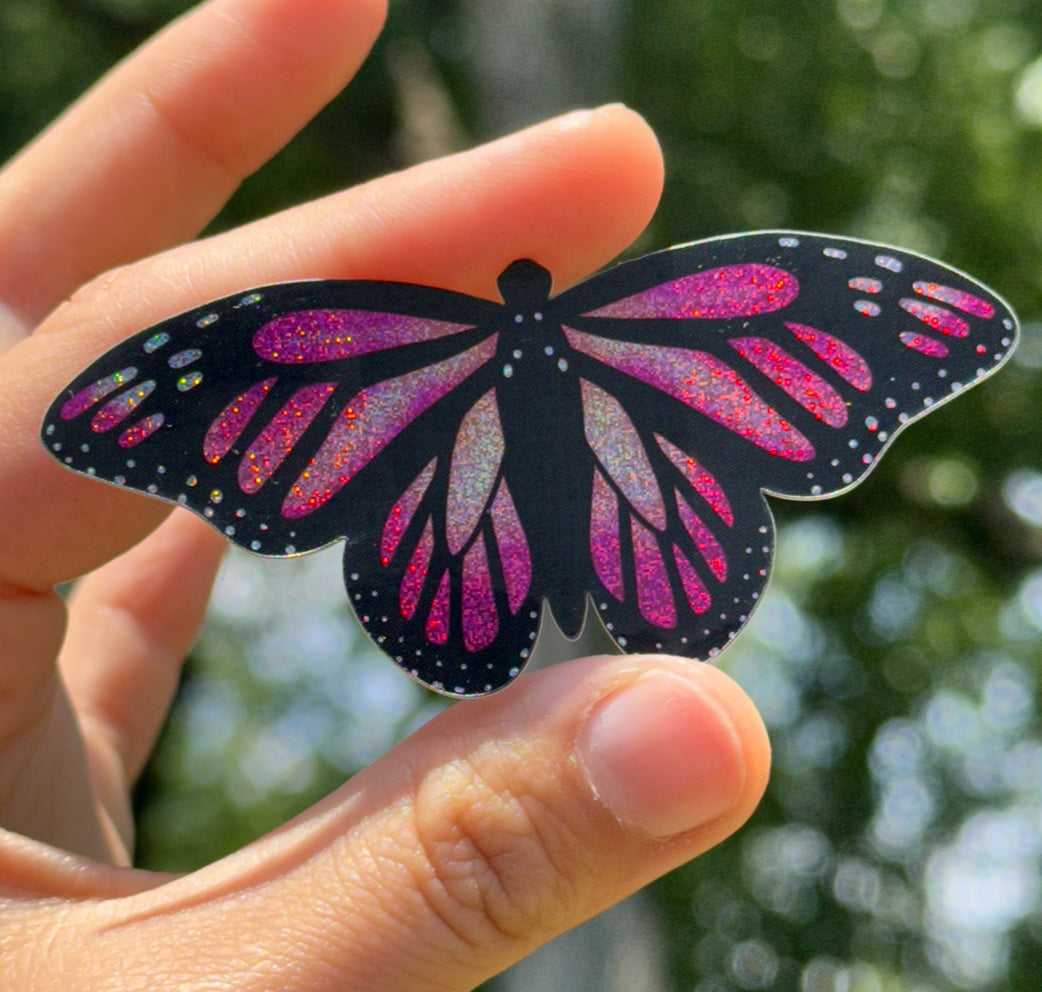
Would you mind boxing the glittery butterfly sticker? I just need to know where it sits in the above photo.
[42,232,1018,696]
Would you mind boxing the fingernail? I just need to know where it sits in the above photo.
[578,670,746,838]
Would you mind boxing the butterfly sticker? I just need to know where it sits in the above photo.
[42,232,1017,697]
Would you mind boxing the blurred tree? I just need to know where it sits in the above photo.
[4,1,1042,990]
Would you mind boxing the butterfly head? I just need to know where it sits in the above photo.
[497,259,553,308]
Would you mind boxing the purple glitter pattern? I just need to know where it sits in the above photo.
[253,310,474,363]
[117,413,164,449]
[282,337,496,519]
[655,436,734,525]
[583,265,798,319]
[462,536,497,652]
[913,281,995,319]
[590,468,623,600]
[204,378,277,465]
[400,518,434,619]
[676,493,727,582]
[238,382,336,494]
[382,460,436,563]
[729,336,848,427]
[490,482,531,614]
[785,323,872,392]
[579,379,666,528]
[91,380,156,432]
[673,547,711,615]
[899,299,969,337]
[61,367,137,420]
[566,330,815,461]
[426,571,451,645]
[446,390,504,554]
[899,331,949,358]
[630,517,676,628]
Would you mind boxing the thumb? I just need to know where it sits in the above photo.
[49,655,770,991]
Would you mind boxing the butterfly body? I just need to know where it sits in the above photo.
[43,232,1017,696]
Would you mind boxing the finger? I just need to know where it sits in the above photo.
[67,656,770,991]
[1,105,663,594]
[0,0,387,342]
[60,511,226,809]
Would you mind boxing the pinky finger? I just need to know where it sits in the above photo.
[60,509,226,791]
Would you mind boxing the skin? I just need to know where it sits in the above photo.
[0,1,772,988]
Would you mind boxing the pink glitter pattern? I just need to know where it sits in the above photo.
[238,382,336,493]
[673,547,711,615]
[630,517,676,628]
[729,336,848,427]
[584,265,798,319]
[490,482,531,614]
[899,299,969,337]
[91,380,156,432]
[400,518,433,619]
[655,435,734,525]
[580,379,666,528]
[381,460,436,563]
[785,323,872,392]
[426,571,451,645]
[117,413,164,449]
[590,468,623,600]
[848,277,883,293]
[462,536,497,652]
[253,310,473,362]
[446,390,504,554]
[899,331,949,358]
[566,330,815,461]
[204,377,277,464]
[913,281,995,319]
[676,493,727,581]
[282,337,496,519]
[61,367,137,420]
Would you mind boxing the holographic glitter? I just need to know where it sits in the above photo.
[382,460,436,562]
[899,331,948,357]
[462,536,497,652]
[630,517,675,627]
[253,310,474,362]
[655,435,734,525]
[282,337,496,519]
[117,413,164,449]
[590,468,623,600]
[446,390,504,554]
[91,380,155,432]
[912,281,995,319]
[584,264,798,319]
[489,481,531,613]
[168,348,201,369]
[60,367,137,420]
[673,546,711,614]
[567,330,815,461]
[238,382,336,493]
[785,323,871,391]
[176,370,204,392]
[854,301,881,317]
[729,336,847,427]
[426,571,451,645]
[203,378,276,464]
[143,333,169,354]
[580,379,666,528]
[400,518,433,619]
[875,255,903,273]
[675,493,727,581]
[900,299,969,337]
[848,277,883,293]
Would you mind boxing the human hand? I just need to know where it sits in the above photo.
[0,0,771,987]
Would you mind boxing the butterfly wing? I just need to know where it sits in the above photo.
[531,231,1017,658]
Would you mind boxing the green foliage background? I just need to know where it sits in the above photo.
[4,1,1042,989]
